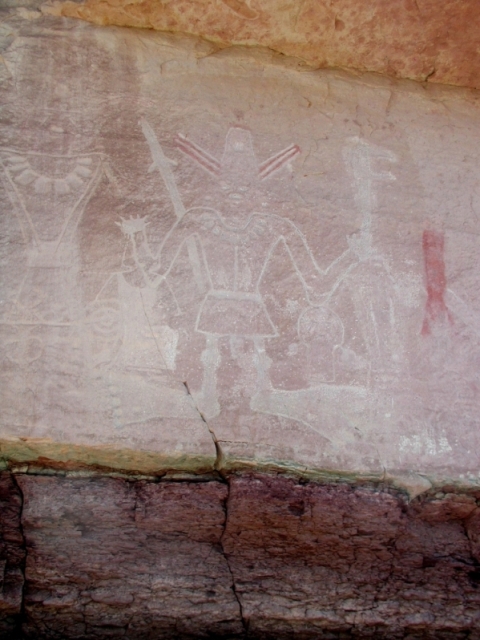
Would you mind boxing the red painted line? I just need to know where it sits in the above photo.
[175,135,221,176]
[258,144,301,180]
[421,229,453,335]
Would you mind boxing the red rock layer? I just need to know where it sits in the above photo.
[18,476,242,639]
[1,472,480,638]
[225,475,480,638]
[53,0,480,88]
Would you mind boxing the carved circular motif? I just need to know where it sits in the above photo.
[86,300,121,337]
[298,305,344,347]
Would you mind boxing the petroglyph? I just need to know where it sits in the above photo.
[116,123,406,438]
[117,122,372,420]
[339,139,406,378]
[421,229,453,335]
[0,150,106,326]
[2,18,480,476]
[175,127,300,183]
[343,137,397,257]
[297,305,344,383]
[0,148,120,438]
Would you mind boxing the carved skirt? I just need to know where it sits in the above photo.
[195,290,277,338]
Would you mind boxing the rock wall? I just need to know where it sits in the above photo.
[0,474,24,638]
[46,0,480,89]
[1,11,480,486]
[1,8,480,636]
[1,471,480,638]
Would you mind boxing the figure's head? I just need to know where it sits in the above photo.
[219,127,258,204]
[175,126,300,218]
[116,215,149,240]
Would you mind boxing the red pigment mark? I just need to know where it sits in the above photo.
[175,134,221,177]
[421,229,453,335]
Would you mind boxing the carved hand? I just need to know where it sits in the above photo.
[347,230,372,262]
[115,216,149,238]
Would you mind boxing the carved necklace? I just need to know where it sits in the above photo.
[5,154,93,195]
[198,211,267,245]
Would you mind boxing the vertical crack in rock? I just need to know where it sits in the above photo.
[220,477,248,637]
[9,473,27,638]
[183,381,224,474]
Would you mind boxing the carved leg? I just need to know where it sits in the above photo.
[253,337,272,393]
[194,334,221,420]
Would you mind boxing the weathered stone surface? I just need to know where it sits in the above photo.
[0,473,24,638]
[223,474,480,637]
[2,7,480,639]
[48,0,480,89]
[17,474,243,639]
[1,471,479,637]
[0,14,480,486]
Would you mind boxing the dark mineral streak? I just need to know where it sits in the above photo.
[0,474,25,638]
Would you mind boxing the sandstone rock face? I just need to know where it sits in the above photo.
[1,13,480,488]
[224,475,480,637]
[2,8,480,638]
[0,471,478,638]
[18,474,243,639]
[49,0,480,89]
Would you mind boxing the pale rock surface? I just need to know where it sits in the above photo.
[0,13,479,488]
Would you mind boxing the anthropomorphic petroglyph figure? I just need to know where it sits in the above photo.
[0,147,112,433]
[0,152,105,321]
[0,150,107,361]
[118,122,370,419]
[341,137,403,380]
[110,218,179,374]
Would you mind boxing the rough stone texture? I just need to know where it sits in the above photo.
[47,0,480,89]
[2,8,480,639]
[0,474,24,638]
[0,471,480,637]
[17,474,243,639]
[224,474,480,638]
[1,13,480,485]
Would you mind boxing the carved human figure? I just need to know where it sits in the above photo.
[340,137,403,381]
[0,145,111,434]
[119,124,370,418]
[0,149,107,372]
[0,152,105,324]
